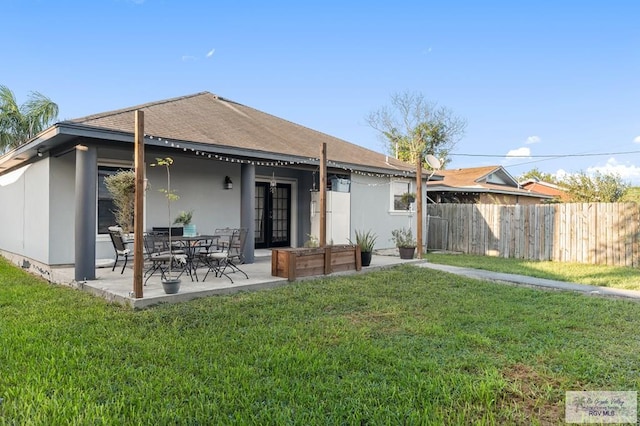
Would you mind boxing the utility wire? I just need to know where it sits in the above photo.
[451,150,640,158]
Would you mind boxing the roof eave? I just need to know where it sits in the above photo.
[0,122,421,177]
[427,185,553,198]
[0,124,64,173]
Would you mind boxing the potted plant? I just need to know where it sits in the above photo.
[391,227,417,259]
[304,234,319,248]
[351,229,377,267]
[151,157,181,294]
[174,210,196,237]
[400,192,416,210]
[104,169,136,235]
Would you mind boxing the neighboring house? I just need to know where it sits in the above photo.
[426,165,552,204]
[0,92,439,280]
[519,178,569,202]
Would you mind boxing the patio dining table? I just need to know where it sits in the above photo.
[171,235,220,282]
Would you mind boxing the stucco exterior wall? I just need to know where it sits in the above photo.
[49,152,76,264]
[145,155,241,235]
[34,149,244,266]
[349,174,424,249]
[0,160,51,264]
[1,148,418,268]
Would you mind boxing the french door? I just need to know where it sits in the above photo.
[255,182,291,248]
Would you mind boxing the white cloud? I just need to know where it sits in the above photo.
[554,169,569,181]
[525,136,541,144]
[505,147,531,158]
[206,48,215,58]
[586,157,640,184]
[633,136,640,143]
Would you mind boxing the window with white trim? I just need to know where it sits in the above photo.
[391,180,412,211]
[98,165,133,234]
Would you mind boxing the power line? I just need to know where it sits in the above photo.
[451,150,640,159]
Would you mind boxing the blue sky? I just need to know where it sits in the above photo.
[3,0,639,183]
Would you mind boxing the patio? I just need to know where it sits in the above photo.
[47,250,422,309]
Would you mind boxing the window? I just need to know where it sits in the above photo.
[98,165,132,234]
[392,180,412,211]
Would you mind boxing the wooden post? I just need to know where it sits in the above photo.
[271,250,278,276]
[416,156,423,258]
[319,143,327,247]
[324,246,332,275]
[133,111,145,298]
[287,251,297,282]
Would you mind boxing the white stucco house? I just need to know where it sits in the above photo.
[0,92,439,281]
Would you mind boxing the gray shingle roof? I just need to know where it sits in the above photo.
[66,92,413,173]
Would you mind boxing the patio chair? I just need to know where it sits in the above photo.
[202,228,249,283]
[108,226,131,274]
[193,229,228,277]
[195,228,232,261]
[143,232,186,285]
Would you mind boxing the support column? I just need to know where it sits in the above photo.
[133,110,145,298]
[240,163,256,264]
[416,156,423,258]
[319,143,327,247]
[75,145,97,281]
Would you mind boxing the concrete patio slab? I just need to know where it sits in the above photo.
[46,250,423,309]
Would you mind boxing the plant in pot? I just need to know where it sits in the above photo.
[400,192,416,211]
[174,210,196,237]
[104,169,136,236]
[304,234,319,248]
[151,157,182,294]
[391,227,417,259]
[351,229,377,267]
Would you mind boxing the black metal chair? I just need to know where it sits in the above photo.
[143,232,186,285]
[202,228,248,283]
[108,226,132,274]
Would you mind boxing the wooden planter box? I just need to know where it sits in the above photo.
[272,245,362,281]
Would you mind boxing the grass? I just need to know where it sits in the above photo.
[1,257,639,424]
[426,252,640,291]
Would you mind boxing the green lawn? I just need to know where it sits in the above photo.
[1,257,639,424]
[426,253,640,291]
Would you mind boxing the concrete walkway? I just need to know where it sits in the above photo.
[418,262,640,301]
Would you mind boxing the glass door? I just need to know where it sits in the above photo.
[255,182,291,248]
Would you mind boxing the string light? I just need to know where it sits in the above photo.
[143,133,415,178]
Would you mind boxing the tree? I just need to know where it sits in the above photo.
[620,187,640,204]
[561,171,629,202]
[519,167,558,184]
[0,85,59,154]
[365,91,466,167]
[104,170,136,234]
[366,91,466,257]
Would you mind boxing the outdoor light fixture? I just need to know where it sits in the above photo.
[270,172,277,193]
[224,176,233,190]
[37,149,43,157]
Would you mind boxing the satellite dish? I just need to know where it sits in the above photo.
[425,154,442,170]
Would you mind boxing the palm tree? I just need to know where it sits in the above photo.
[0,85,59,154]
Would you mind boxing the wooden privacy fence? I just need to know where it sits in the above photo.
[427,203,640,267]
